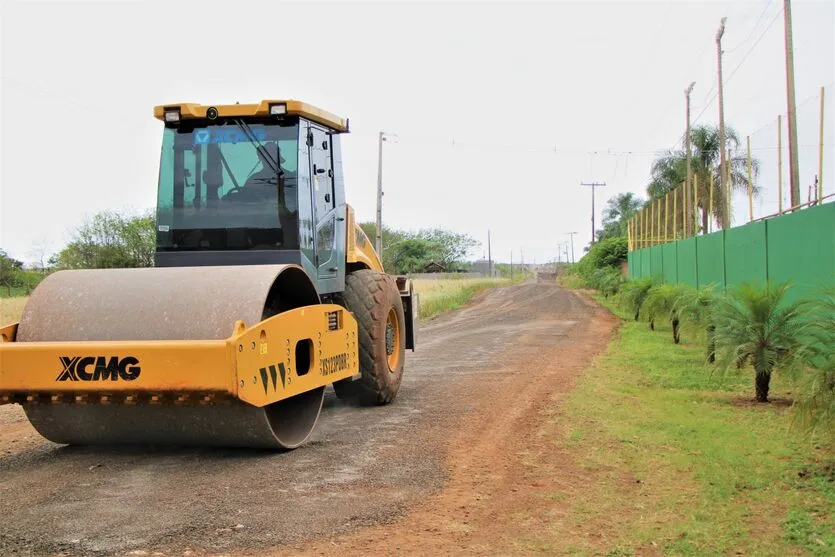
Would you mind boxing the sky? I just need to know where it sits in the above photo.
[1,0,833,266]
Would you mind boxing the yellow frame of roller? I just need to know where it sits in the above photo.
[152,99,349,132]
[0,304,357,406]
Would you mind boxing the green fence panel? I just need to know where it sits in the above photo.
[662,243,678,283]
[627,204,834,300]
[676,237,698,286]
[696,230,725,289]
[627,252,637,279]
[766,203,835,302]
[650,246,664,280]
[640,248,651,279]
[725,221,767,288]
[632,251,642,279]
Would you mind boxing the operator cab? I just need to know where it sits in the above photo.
[153,100,350,294]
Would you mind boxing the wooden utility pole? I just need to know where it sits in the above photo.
[783,0,801,207]
[716,18,728,227]
[685,81,696,230]
[487,230,493,277]
[566,232,577,264]
[375,131,388,257]
[580,181,606,244]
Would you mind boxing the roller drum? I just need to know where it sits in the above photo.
[17,265,324,449]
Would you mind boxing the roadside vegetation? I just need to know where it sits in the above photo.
[414,275,521,320]
[556,169,834,551]
[545,299,834,554]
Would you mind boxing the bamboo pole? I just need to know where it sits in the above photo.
[820,86,825,204]
[709,171,714,234]
[651,201,656,246]
[778,114,783,214]
[673,185,678,240]
[664,192,669,243]
[747,136,753,221]
[694,174,699,235]
[656,199,662,245]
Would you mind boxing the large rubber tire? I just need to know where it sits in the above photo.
[333,270,406,405]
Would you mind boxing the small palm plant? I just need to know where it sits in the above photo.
[675,284,721,362]
[792,286,835,439]
[712,282,813,403]
[618,277,657,322]
[643,284,690,343]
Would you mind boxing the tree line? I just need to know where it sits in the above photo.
[0,211,479,294]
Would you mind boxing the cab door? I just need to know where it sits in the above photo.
[309,126,344,293]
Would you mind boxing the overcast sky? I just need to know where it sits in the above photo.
[1,0,832,265]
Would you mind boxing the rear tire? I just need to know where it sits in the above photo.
[334,270,405,405]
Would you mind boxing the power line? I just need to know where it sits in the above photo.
[693,6,784,127]
[724,0,774,53]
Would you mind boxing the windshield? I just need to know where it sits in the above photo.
[156,119,300,251]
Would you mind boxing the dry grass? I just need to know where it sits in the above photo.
[0,297,27,325]
[413,277,512,319]
[0,277,511,327]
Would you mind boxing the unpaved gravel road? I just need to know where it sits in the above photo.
[0,281,617,556]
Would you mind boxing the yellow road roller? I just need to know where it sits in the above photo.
[0,100,417,449]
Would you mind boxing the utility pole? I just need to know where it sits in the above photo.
[375,131,389,257]
[783,0,801,208]
[566,232,577,265]
[685,81,696,235]
[580,182,607,244]
[487,230,492,277]
[716,17,728,228]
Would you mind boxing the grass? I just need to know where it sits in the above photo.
[522,295,835,555]
[1,297,27,325]
[413,276,515,320]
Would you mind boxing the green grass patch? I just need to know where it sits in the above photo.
[538,295,835,555]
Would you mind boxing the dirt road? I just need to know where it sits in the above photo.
[0,281,617,556]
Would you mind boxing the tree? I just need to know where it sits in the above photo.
[647,124,760,232]
[388,238,440,274]
[413,228,479,270]
[53,210,156,269]
[359,223,479,274]
[0,250,24,296]
[601,192,644,239]
[712,283,812,403]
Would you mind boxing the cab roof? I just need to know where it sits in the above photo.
[152,100,349,133]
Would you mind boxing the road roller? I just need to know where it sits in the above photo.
[0,100,417,449]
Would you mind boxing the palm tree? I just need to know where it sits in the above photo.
[647,125,759,233]
[674,284,721,362]
[712,283,812,403]
[601,192,645,238]
[619,277,657,322]
[792,286,835,439]
[643,284,690,343]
